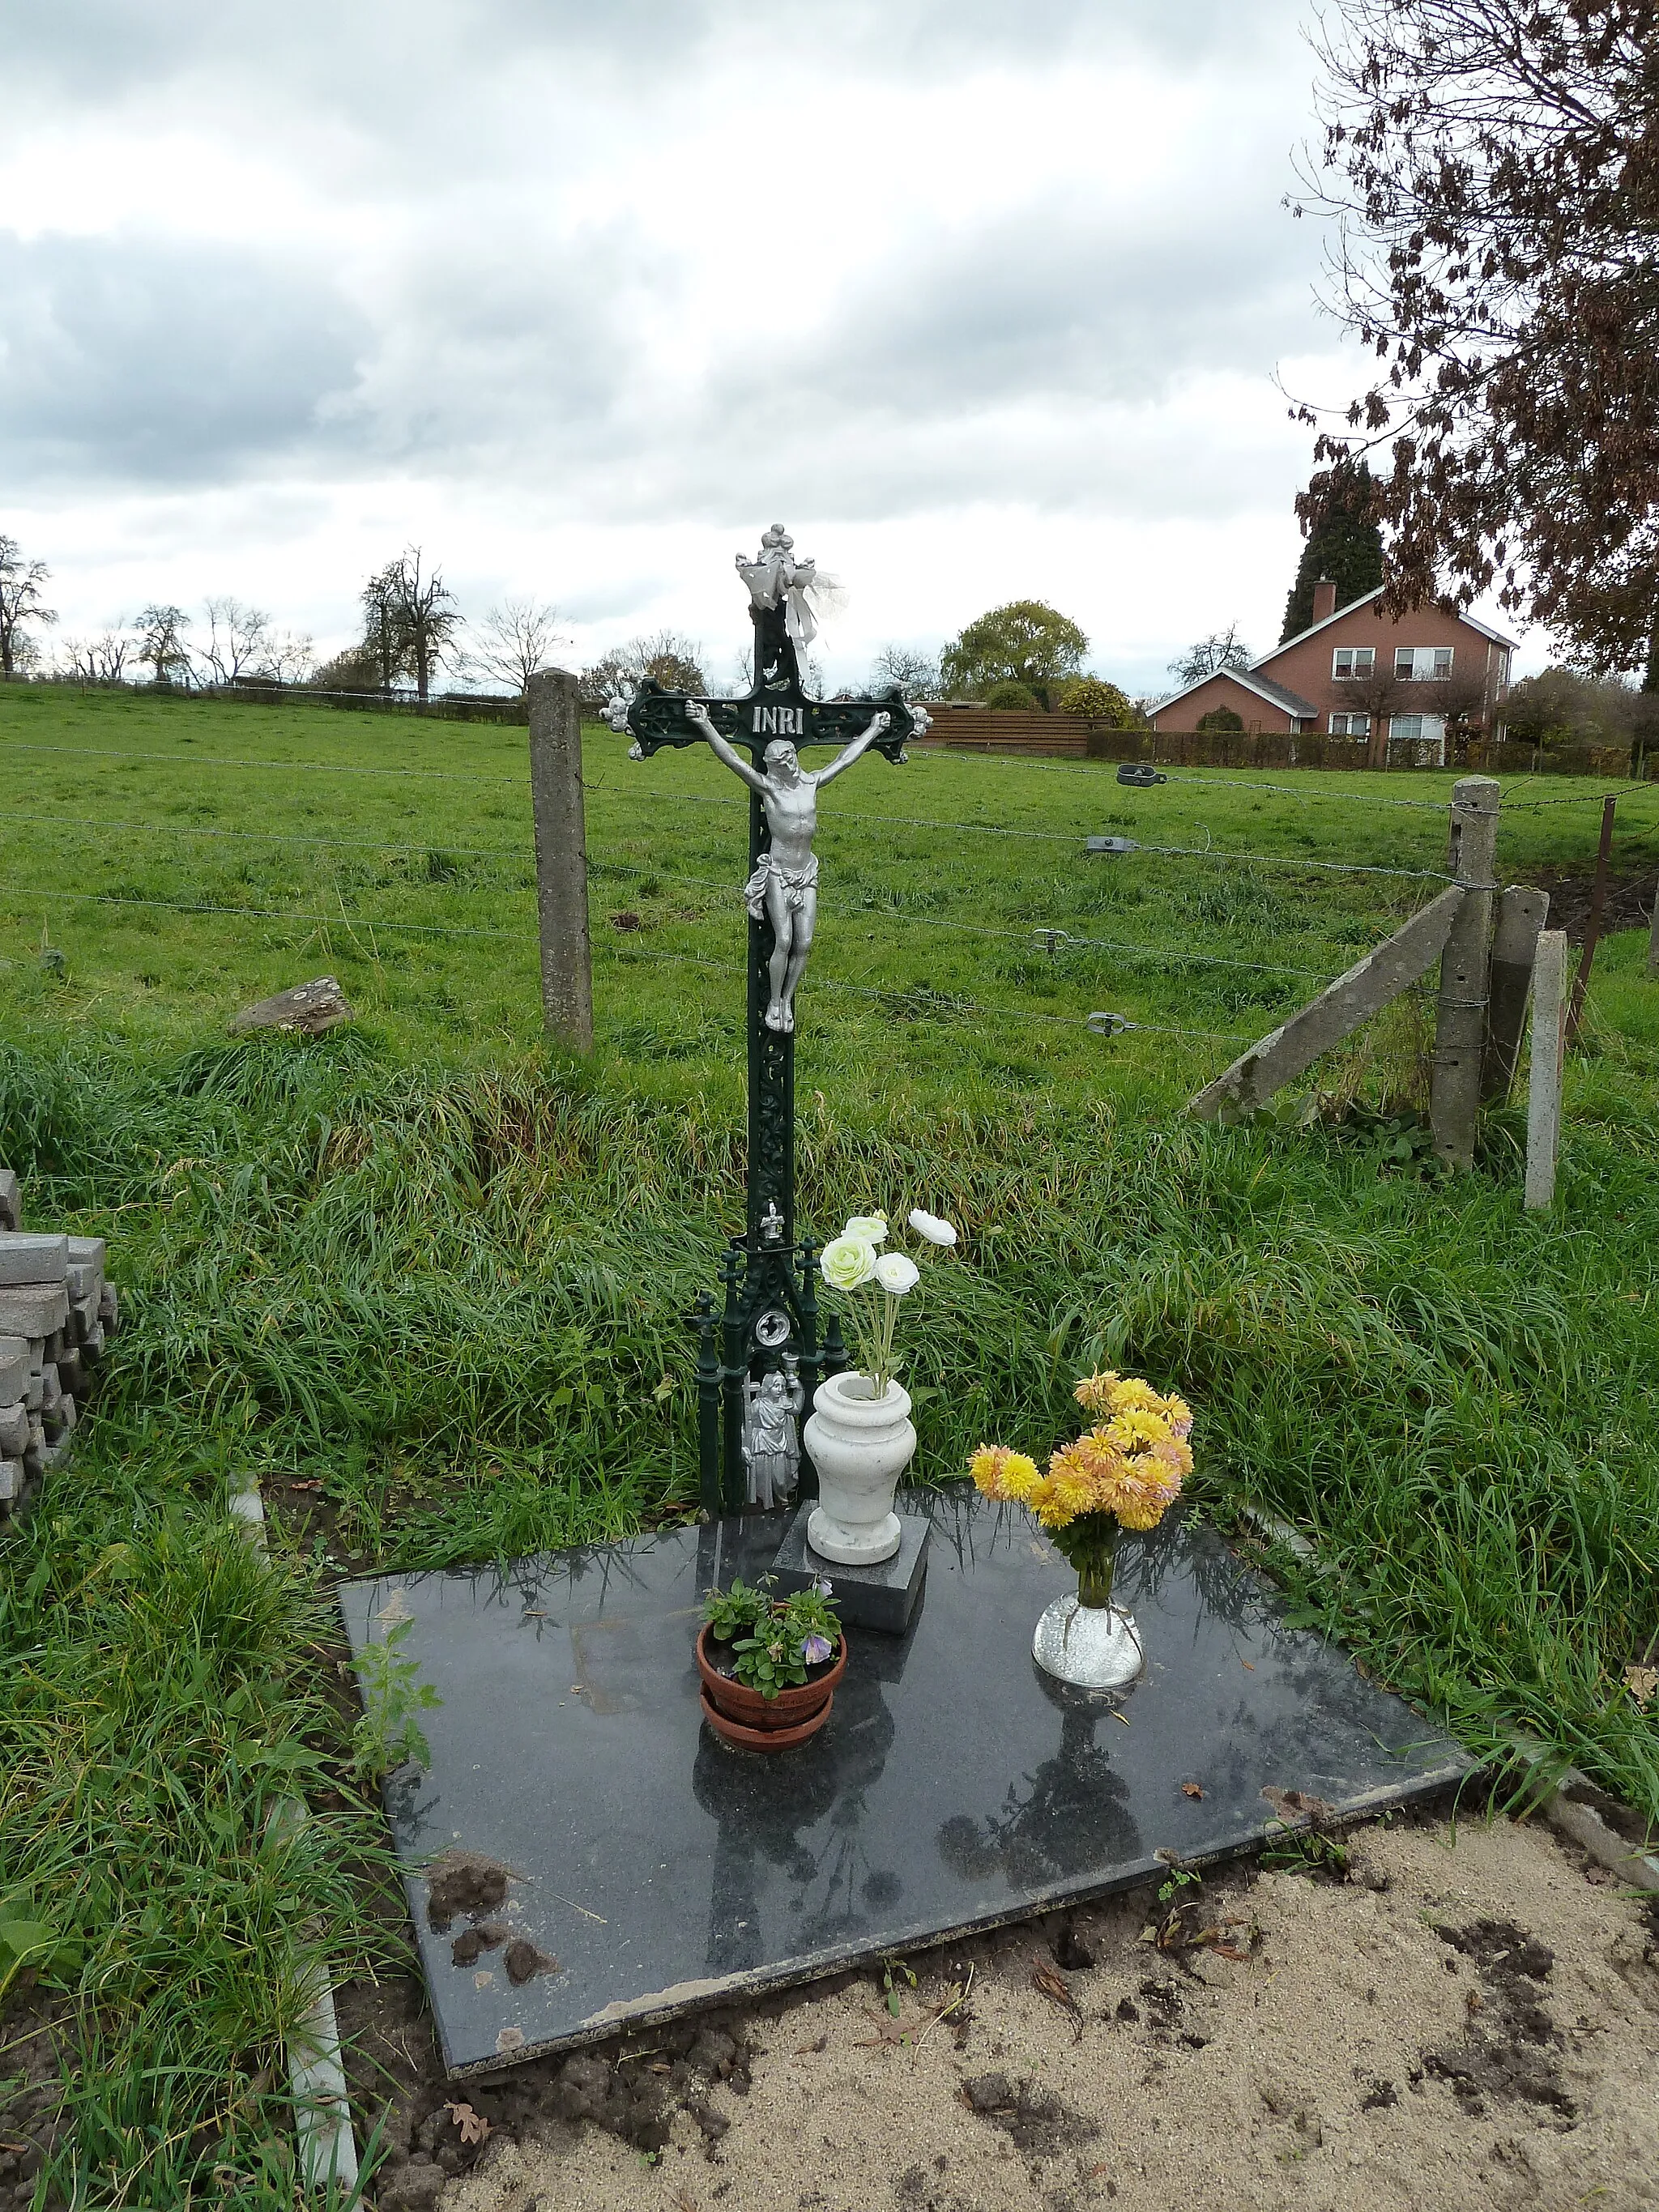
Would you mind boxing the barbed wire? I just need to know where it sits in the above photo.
[587,855,1332,976]
[0,811,528,859]
[0,812,1336,982]
[1499,787,1659,810]
[642,786,1454,877]
[917,749,1452,810]
[0,743,524,786]
[597,943,1252,1044]
[0,887,527,940]
[1087,835,1455,882]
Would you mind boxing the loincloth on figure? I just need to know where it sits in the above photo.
[744,850,819,922]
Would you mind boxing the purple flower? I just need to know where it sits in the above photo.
[800,1633,834,1666]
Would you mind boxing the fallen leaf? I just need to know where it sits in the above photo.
[288,1479,322,1492]
[1240,1660,1256,1672]
[1031,1959,1085,2040]
[445,2101,490,2147]
[855,2005,928,2048]
[1624,1664,1657,1709]
[1181,1781,1205,1800]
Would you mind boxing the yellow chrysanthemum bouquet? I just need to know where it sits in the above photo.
[969,1371,1193,1609]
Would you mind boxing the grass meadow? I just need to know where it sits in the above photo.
[2,679,1657,2204]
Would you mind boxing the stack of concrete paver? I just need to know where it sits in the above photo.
[0,1168,117,1521]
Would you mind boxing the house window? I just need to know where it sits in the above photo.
[1388,714,1424,741]
[1329,712,1370,735]
[1332,646,1375,678]
[1393,647,1454,680]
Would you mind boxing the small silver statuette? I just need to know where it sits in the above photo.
[741,1355,804,1510]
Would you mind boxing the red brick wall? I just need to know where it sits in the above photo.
[1147,672,1293,734]
[1262,603,1511,732]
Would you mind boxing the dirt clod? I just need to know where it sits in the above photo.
[425,1851,511,1930]
[377,2159,446,2211]
[503,1937,557,1985]
[1053,1925,1096,1971]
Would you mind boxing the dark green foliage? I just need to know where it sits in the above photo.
[1196,706,1246,733]
[705,1579,842,1697]
[984,680,1042,711]
[1282,463,1384,640]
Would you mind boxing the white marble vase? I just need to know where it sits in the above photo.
[804,1372,915,1566]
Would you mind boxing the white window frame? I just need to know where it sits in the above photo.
[1388,714,1424,741]
[1328,711,1371,736]
[1332,646,1375,679]
[1393,646,1454,680]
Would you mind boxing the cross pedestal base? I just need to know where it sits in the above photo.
[770,1502,930,1634]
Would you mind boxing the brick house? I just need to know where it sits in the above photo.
[1151,582,1516,763]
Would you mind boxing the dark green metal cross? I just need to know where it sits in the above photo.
[612,564,928,1513]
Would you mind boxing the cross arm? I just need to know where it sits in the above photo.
[612,676,926,765]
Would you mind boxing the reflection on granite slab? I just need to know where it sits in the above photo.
[339,1492,1474,2076]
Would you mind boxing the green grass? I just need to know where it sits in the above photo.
[2,681,1657,2202]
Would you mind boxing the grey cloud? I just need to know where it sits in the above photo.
[0,232,368,485]
[3,0,1306,113]
[757,195,1313,418]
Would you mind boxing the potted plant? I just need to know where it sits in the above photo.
[970,1370,1194,1689]
[806,1208,957,1565]
[696,1577,847,1752]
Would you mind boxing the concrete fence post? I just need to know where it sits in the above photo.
[1525,930,1567,1210]
[527,667,593,1053]
[1429,775,1501,1170]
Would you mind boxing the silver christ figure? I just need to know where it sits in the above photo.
[684,700,890,1033]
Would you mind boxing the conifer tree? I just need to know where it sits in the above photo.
[1281,464,1384,641]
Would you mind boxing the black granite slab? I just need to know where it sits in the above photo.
[770,1502,930,1633]
[339,1494,1474,2077]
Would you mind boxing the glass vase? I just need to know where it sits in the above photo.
[1032,1523,1144,1690]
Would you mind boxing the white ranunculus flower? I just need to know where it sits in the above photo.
[907,1208,958,1247]
[843,1213,889,1244]
[874,1251,920,1295]
[821,1234,878,1290]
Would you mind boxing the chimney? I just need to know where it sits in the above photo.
[1311,578,1338,624]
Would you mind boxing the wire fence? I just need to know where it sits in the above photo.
[4,727,1650,1072]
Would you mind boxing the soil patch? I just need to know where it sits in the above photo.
[1520,867,1657,945]
[0,1988,70,2210]
[1424,1918,1575,2120]
[365,1806,1659,2212]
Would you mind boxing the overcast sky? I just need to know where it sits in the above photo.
[0,0,1530,694]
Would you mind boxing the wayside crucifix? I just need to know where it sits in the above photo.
[607,526,931,1514]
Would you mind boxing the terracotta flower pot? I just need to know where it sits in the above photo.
[695,1623,847,1753]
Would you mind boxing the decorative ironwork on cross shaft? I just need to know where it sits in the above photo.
[608,526,932,1515]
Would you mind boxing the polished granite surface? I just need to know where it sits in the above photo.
[339,1494,1473,2075]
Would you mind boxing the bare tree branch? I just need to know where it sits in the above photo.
[468,598,569,696]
